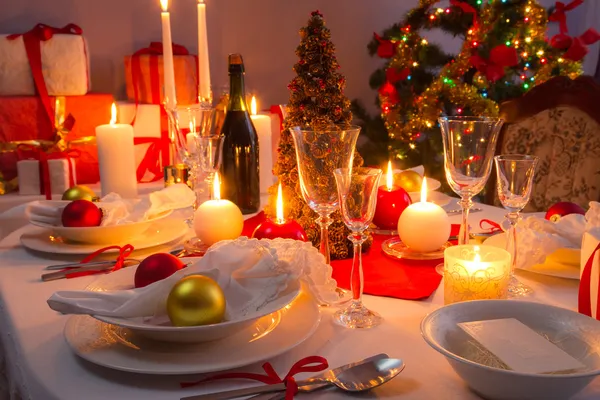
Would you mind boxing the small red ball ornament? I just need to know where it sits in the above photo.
[545,202,586,222]
[134,253,185,288]
[252,219,307,241]
[61,200,103,227]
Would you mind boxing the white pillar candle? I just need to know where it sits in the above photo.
[194,173,243,246]
[397,177,450,253]
[197,0,211,102]
[186,132,197,153]
[444,245,511,304]
[160,0,177,108]
[96,104,138,198]
[250,96,273,193]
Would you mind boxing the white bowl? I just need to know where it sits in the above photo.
[30,201,172,244]
[421,300,600,400]
[86,266,302,343]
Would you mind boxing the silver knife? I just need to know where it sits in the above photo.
[180,353,389,400]
[445,207,483,214]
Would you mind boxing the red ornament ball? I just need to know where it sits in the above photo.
[373,186,412,230]
[134,253,186,288]
[61,200,103,227]
[252,219,307,241]
[545,202,586,222]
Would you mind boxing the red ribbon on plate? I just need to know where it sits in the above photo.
[180,356,328,399]
[479,219,502,233]
[64,244,135,279]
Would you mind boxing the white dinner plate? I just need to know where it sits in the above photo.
[64,290,320,375]
[87,266,302,343]
[20,219,188,255]
[484,233,580,280]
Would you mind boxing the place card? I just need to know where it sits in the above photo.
[458,318,585,374]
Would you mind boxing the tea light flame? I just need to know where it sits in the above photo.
[213,173,221,200]
[251,96,257,116]
[420,176,428,203]
[276,182,285,224]
[160,0,169,12]
[189,121,195,134]
[386,160,393,190]
[110,103,117,125]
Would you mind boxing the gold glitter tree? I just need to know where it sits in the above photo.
[265,10,367,260]
[355,0,586,176]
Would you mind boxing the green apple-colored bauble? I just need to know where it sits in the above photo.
[62,185,98,202]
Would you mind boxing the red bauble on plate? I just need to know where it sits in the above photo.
[545,202,586,222]
[61,200,103,227]
[134,253,186,288]
[373,185,412,230]
[252,219,307,241]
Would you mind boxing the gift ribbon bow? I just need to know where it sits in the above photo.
[450,0,479,29]
[470,44,519,82]
[63,244,135,279]
[579,241,600,320]
[180,356,329,399]
[374,33,397,59]
[479,219,502,233]
[551,29,600,61]
[549,0,583,35]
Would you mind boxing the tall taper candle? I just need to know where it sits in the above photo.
[160,0,177,109]
[197,0,211,102]
[96,104,138,198]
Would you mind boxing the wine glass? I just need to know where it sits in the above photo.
[289,125,360,265]
[196,135,224,200]
[439,116,503,244]
[494,154,538,297]
[334,167,382,328]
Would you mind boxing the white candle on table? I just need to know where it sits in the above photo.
[250,96,273,193]
[96,104,138,198]
[444,245,511,304]
[194,173,243,246]
[397,177,450,252]
[160,0,177,108]
[186,122,197,153]
[197,0,211,102]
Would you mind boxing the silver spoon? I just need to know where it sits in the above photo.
[182,358,405,400]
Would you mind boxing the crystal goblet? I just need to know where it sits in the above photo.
[196,135,224,201]
[333,167,382,328]
[494,154,538,297]
[439,116,503,245]
[289,125,360,264]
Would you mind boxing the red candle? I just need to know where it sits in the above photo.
[252,183,307,241]
[373,161,412,230]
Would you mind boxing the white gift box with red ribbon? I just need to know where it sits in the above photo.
[0,24,90,96]
[17,158,77,196]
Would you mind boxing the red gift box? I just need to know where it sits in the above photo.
[0,93,113,184]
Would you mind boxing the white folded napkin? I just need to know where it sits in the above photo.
[47,238,338,320]
[26,184,195,227]
[515,213,585,269]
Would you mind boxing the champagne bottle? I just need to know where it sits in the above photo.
[220,54,260,214]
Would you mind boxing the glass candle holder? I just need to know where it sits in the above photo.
[444,245,511,305]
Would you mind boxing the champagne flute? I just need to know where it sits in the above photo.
[289,125,360,265]
[439,116,503,244]
[334,167,382,328]
[494,154,538,297]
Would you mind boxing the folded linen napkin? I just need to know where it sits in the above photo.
[26,184,195,227]
[47,238,338,320]
[515,213,585,269]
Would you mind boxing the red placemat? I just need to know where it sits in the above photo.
[242,213,457,300]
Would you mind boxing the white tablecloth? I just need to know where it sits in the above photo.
[0,201,598,400]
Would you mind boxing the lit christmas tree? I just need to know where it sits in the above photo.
[354,0,596,179]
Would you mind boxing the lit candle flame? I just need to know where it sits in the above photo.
[473,245,481,262]
[213,173,221,200]
[198,0,204,3]
[189,121,195,134]
[276,182,285,224]
[160,0,169,12]
[420,176,428,203]
[386,160,393,190]
[250,96,257,116]
[110,103,117,125]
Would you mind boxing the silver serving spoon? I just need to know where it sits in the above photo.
[181,358,405,400]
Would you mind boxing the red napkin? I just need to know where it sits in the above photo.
[242,213,460,300]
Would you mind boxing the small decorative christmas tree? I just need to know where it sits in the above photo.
[265,10,366,260]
